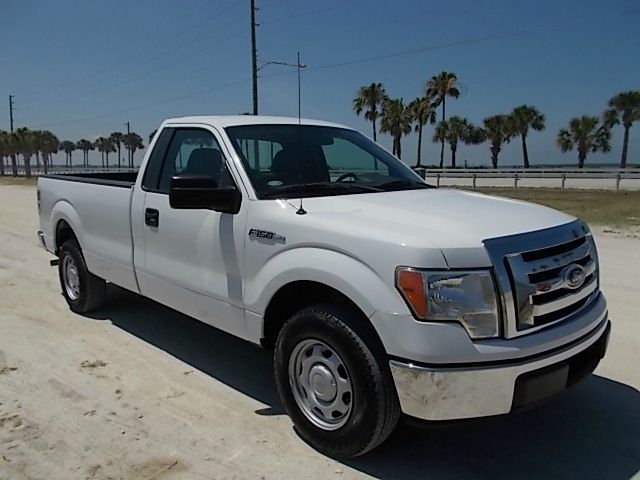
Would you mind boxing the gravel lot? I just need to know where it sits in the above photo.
[0,184,638,480]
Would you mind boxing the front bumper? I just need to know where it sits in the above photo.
[389,318,610,421]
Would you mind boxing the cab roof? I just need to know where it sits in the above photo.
[163,115,350,130]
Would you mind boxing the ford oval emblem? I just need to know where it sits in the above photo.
[563,264,586,290]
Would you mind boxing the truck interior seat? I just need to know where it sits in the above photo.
[271,147,329,183]
[183,148,222,182]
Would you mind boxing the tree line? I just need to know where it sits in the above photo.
[353,73,640,168]
[0,128,149,177]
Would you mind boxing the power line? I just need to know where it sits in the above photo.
[20,27,247,112]
[28,6,640,131]
[21,1,246,104]
[304,7,640,73]
[33,77,250,130]
[259,0,482,55]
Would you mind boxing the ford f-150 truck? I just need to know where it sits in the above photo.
[37,115,610,458]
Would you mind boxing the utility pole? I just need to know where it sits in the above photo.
[250,0,258,115]
[297,51,302,122]
[257,54,307,121]
[8,95,14,132]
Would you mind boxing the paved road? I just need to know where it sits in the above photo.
[0,184,638,480]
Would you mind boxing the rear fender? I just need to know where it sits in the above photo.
[51,200,86,253]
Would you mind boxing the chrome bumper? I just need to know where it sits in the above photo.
[389,318,610,421]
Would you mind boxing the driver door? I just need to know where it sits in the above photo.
[133,126,248,339]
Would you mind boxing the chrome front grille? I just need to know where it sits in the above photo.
[484,220,601,338]
[505,235,599,331]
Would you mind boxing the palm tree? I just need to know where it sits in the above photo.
[557,116,611,168]
[5,132,19,176]
[353,83,387,141]
[603,90,640,168]
[39,130,59,174]
[0,130,8,176]
[0,130,11,176]
[510,105,545,168]
[60,141,76,167]
[76,139,94,167]
[149,129,158,145]
[110,132,125,168]
[379,98,412,160]
[426,72,460,167]
[31,130,44,169]
[478,115,514,168]
[93,138,104,167]
[94,137,114,168]
[433,116,478,168]
[123,133,144,167]
[408,95,436,167]
[14,128,36,177]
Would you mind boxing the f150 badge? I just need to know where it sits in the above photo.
[248,228,286,243]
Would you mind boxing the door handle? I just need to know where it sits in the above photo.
[145,208,159,227]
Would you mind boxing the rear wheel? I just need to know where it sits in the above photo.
[58,240,106,313]
[274,304,400,458]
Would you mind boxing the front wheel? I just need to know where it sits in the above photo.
[58,239,106,313]
[274,304,400,458]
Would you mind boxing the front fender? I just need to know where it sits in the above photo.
[245,247,409,319]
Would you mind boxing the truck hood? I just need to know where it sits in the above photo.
[301,188,575,253]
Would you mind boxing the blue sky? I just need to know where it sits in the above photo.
[1,0,638,167]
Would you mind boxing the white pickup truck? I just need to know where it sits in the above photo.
[37,115,610,457]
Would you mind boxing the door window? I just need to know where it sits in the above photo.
[157,129,228,193]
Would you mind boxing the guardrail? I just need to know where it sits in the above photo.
[414,168,640,191]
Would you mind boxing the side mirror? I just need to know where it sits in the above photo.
[169,176,241,214]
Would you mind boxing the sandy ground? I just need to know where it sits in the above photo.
[0,184,638,480]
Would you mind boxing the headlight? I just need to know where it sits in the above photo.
[396,268,500,339]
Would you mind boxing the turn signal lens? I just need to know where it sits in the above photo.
[396,269,428,318]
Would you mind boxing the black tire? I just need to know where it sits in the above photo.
[58,239,106,313]
[274,303,400,458]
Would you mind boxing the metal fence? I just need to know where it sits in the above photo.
[3,163,640,191]
[2,165,139,177]
[414,168,640,191]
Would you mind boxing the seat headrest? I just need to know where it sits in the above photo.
[271,147,329,183]
[184,148,222,177]
[271,149,299,174]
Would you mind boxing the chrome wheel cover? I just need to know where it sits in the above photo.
[62,255,80,301]
[288,339,353,430]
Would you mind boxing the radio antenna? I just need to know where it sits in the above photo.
[296,197,307,215]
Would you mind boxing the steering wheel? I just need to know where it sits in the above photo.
[336,172,358,183]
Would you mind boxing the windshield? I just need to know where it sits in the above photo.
[225,124,432,199]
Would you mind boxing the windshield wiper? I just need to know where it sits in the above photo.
[375,179,433,191]
[262,182,382,199]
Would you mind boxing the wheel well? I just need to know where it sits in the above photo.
[262,281,369,349]
[55,220,77,254]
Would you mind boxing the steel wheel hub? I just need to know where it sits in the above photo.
[309,364,337,401]
[288,339,353,431]
[62,255,80,300]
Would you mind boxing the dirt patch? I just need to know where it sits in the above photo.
[80,360,108,369]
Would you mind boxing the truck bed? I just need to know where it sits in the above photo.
[38,172,139,293]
